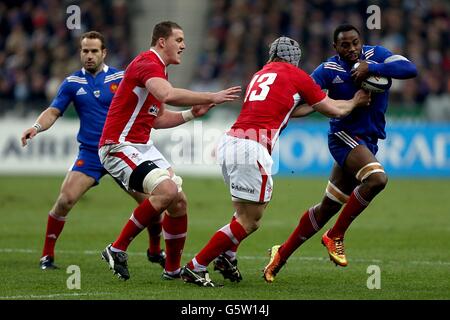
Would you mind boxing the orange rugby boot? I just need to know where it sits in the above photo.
[263,245,286,283]
[321,230,348,267]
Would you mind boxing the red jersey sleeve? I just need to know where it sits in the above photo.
[134,60,166,87]
[294,68,327,105]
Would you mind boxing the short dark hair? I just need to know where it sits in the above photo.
[333,24,360,43]
[80,31,106,49]
[151,21,182,46]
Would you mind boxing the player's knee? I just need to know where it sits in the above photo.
[242,219,260,234]
[55,193,77,214]
[153,179,179,208]
[167,192,187,217]
[365,172,388,194]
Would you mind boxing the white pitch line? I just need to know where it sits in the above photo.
[1,248,449,266]
[0,292,112,300]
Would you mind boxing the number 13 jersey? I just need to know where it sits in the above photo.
[229,62,326,153]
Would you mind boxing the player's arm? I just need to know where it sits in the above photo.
[153,103,216,129]
[290,104,315,118]
[368,55,417,79]
[21,107,61,146]
[145,78,241,106]
[291,89,329,118]
[291,64,332,118]
[352,47,417,82]
[311,90,370,118]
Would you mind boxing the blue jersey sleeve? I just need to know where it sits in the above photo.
[310,64,329,90]
[50,79,72,114]
[368,46,418,79]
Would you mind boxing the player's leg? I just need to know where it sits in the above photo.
[212,212,241,279]
[103,178,177,280]
[182,201,265,287]
[323,144,387,266]
[328,144,387,238]
[181,135,271,286]
[126,189,166,268]
[39,156,97,270]
[99,143,179,280]
[161,182,188,279]
[222,212,239,260]
[264,163,357,281]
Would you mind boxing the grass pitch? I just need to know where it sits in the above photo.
[0,175,449,300]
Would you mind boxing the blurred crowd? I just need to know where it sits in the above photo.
[0,0,132,116]
[0,0,449,120]
[191,0,450,121]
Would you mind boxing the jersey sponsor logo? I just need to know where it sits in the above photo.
[94,90,100,98]
[148,105,159,116]
[332,75,344,84]
[231,183,255,194]
[110,83,118,93]
[76,87,87,95]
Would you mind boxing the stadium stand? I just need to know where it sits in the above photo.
[0,0,132,117]
[0,0,448,120]
[190,0,449,120]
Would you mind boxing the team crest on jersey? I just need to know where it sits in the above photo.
[93,90,100,98]
[148,105,159,116]
[130,153,140,160]
[110,83,118,93]
[75,159,85,167]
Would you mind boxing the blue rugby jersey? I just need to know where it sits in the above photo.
[311,45,417,140]
[50,65,124,149]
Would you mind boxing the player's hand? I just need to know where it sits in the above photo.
[351,60,370,84]
[192,103,216,118]
[21,127,38,147]
[353,89,371,107]
[211,86,241,104]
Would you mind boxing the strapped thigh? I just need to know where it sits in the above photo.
[355,162,385,182]
[325,180,350,205]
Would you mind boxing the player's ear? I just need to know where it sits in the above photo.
[158,37,165,48]
[102,48,107,59]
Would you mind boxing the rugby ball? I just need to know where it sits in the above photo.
[353,62,391,93]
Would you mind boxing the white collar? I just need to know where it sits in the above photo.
[150,48,166,66]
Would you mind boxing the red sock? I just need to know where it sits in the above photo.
[112,199,160,251]
[278,207,321,261]
[42,213,66,258]
[147,214,163,255]
[225,213,238,259]
[163,213,187,273]
[328,187,369,239]
[189,220,247,270]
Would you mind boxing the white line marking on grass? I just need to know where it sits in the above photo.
[1,248,449,266]
[0,292,112,299]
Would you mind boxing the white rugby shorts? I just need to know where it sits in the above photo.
[217,134,273,203]
[99,142,171,191]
